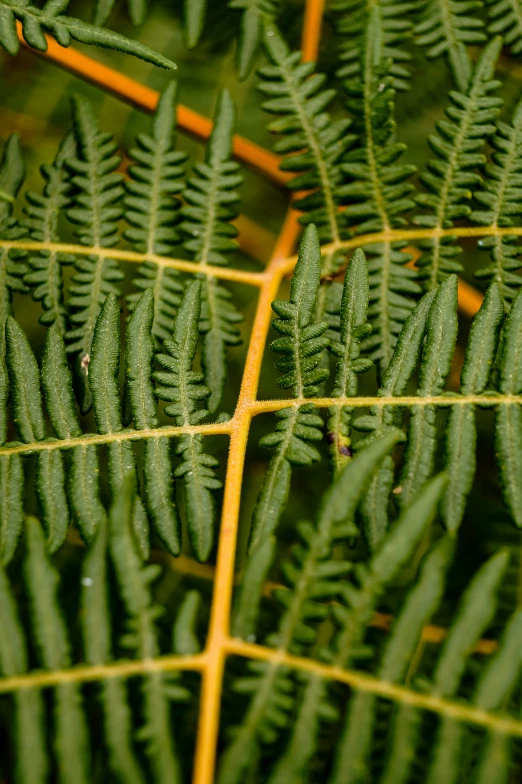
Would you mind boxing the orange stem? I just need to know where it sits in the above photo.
[301,0,326,62]
[16,23,288,186]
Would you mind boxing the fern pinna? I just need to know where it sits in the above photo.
[3,2,522,783]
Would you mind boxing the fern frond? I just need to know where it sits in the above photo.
[1,287,212,562]
[0,484,193,784]
[258,26,355,287]
[172,589,202,654]
[154,280,221,562]
[0,0,175,69]
[495,286,522,526]
[126,289,181,554]
[341,11,420,372]
[398,275,458,508]
[0,556,47,784]
[381,548,509,784]
[25,517,90,783]
[248,226,329,552]
[414,0,486,91]
[442,283,503,532]
[270,474,448,784]
[81,520,145,784]
[471,97,522,305]
[23,131,76,333]
[331,0,414,91]
[93,0,147,26]
[219,433,402,784]
[184,0,206,48]
[329,536,453,784]
[472,610,522,783]
[109,477,184,783]
[327,247,372,476]
[334,474,448,667]
[232,535,275,639]
[0,318,105,560]
[485,0,522,56]
[125,81,186,344]
[90,293,149,558]
[0,134,27,357]
[181,89,243,412]
[354,289,436,547]
[230,0,281,80]
[43,325,106,543]
[414,37,503,289]
[66,95,125,411]
[6,318,70,554]
[0,133,24,226]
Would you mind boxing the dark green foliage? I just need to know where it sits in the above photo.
[331,0,414,90]
[181,89,243,412]
[220,432,402,784]
[4,7,522,782]
[126,289,181,554]
[184,0,206,48]
[125,81,186,344]
[414,37,503,288]
[414,0,486,91]
[442,283,503,532]
[230,0,281,80]
[154,281,222,562]
[90,294,149,558]
[381,548,509,784]
[93,0,147,26]
[398,275,459,508]
[109,477,185,783]
[257,25,354,286]
[0,484,195,784]
[355,289,436,548]
[327,247,372,475]
[249,226,329,551]
[25,516,89,783]
[66,95,125,410]
[485,0,522,56]
[495,286,522,526]
[472,97,522,305]
[0,0,174,68]
[340,10,420,372]
[0,135,28,358]
[23,132,76,334]
[272,474,448,784]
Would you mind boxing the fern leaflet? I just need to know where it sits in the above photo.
[485,0,522,57]
[331,0,414,91]
[0,134,27,358]
[265,474,448,784]
[93,0,147,26]
[248,225,329,552]
[495,286,522,526]
[414,37,503,289]
[471,96,522,305]
[23,131,76,334]
[414,0,485,91]
[341,9,420,373]
[181,89,243,413]
[154,280,222,562]
[0,0,174,69]
[66,95,125,412]
[327,247,372,476]
[230,0,281,80]
[258,25,355,297]
[125,81,186,345]
[220,433,402,784]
